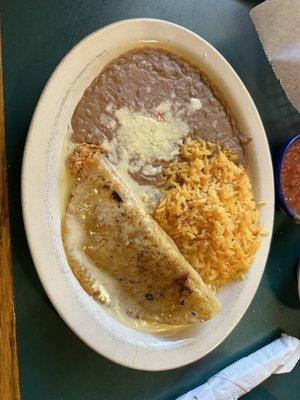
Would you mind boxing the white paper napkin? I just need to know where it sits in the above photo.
[176,334,300,400]
[250,0,300,112]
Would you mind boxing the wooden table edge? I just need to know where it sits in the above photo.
[0,28,21,400]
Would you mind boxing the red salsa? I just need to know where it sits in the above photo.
[281,140,300,216]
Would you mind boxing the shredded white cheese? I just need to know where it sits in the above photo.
[190,97,202,112]
[115,102,188,165]
[100,102,189,211]
[100,114,117,130]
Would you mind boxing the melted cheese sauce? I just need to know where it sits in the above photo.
[101,101,189,212]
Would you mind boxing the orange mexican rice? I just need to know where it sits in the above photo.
[154,139,262,290]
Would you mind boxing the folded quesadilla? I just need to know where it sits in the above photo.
[62,144,220,325]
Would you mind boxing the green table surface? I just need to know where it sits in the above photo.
[2,0,300,399]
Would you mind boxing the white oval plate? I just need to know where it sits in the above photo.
[22,19,274,371]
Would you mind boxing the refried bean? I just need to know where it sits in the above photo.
[281,140,300,215]
[71,48,248,184]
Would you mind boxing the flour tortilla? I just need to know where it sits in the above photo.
[63,144,220,325]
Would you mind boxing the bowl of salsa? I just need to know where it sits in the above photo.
[276,133,300,221]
